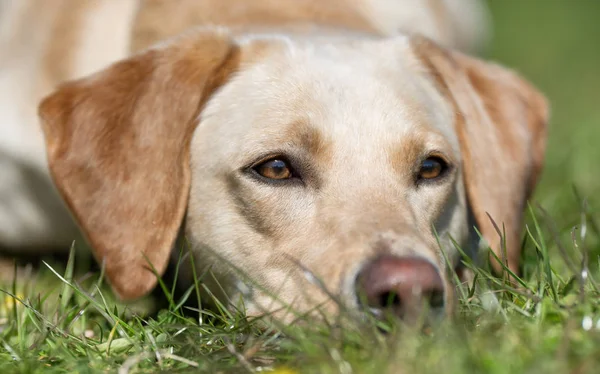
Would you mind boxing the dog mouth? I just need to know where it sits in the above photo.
[221,251,450,328]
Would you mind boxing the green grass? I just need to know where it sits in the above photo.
[2,1,600,373]
[1,204,599,373]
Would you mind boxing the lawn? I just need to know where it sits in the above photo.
[2,1,600,373]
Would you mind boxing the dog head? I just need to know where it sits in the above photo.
[39,30,547,322]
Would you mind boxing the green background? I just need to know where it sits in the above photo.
[486,0,600,214]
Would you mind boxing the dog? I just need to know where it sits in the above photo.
[0,0,547,323]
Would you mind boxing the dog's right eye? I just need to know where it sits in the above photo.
[253,159,293,180]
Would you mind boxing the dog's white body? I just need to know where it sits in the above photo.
[0,0,139,249]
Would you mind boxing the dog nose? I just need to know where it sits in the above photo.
[356,255,445,320]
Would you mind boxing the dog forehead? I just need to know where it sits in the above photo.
[199,35,459,156]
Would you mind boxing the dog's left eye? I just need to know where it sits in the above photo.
[253,159,293,180]
[418,157,447,180]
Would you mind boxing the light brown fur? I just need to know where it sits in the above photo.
[42,0,93,85]
[39,32,242,298]
[411,36,549,274]
[132,0,376,51]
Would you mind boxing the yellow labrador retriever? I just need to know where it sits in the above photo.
[0,0,547,322]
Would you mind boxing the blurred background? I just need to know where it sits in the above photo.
[483,0,600,260]
[484,0,600,215]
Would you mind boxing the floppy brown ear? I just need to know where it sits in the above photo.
[38,31,240,299]
[411,36,549,275]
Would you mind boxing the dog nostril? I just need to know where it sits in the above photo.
[356,255,446,320]
[427,290,445,310]
[377,289,444,311]
[378,291,402,309]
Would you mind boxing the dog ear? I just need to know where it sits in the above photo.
[411,36,549,275]
[38,30,240,299]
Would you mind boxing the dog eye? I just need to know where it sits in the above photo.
[253,159,293,180]
[418,157,447,180]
